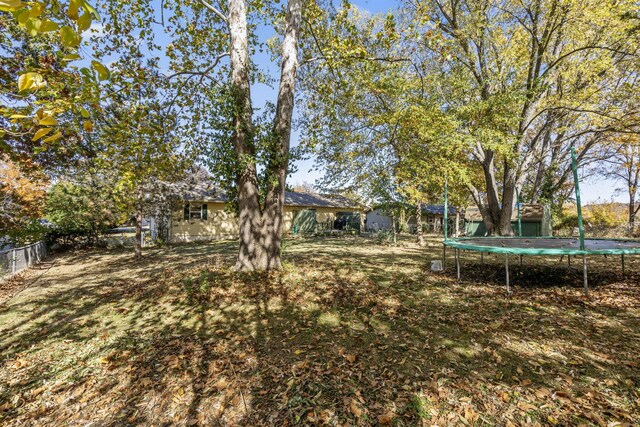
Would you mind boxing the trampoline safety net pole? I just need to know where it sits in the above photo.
[444,175,449,241]
[516,188,522,237]
[571,144,585,251]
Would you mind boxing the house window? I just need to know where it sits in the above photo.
[183,203,208,220]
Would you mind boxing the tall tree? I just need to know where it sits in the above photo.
[226,0,302,270]
[415,0,638,234]
[599,131,640,234]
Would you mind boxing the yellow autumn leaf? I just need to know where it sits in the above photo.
[0,0,23,12]
[62,53,81,62]
[9,114,28,119]
[42,131,63,143]
[38,116,58,126]
[32,127,53,141]
[18,72,46,92]
[39,19,59,33]
[83,120,93,132]
[91,60,110,81]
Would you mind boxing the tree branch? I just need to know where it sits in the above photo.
[200,0,228,24]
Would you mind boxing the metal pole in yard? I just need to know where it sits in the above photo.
[442,244,446,271]
[519,254,523,268]
[456,249,460,281]
[505,254,510,294]
[12,248,16,274]
[583,255,588,295]
[621,254,625,277]
[568,255,571,267]
[571,144,586,251]
[481,252,484,264]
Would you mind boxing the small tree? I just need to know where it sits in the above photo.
[599,132,640,235]
[44,177,127,247]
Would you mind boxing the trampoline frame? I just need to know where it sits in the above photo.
[440,144,640,294]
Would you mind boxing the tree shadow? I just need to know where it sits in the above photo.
[0,237,638,426]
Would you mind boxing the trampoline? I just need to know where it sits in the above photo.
[441,144,640,294]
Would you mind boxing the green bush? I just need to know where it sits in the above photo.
[44,181,126,249]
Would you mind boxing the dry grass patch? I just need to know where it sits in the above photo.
[0,236,639,426]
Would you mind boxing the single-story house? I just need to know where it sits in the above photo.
[169,184,365,242]
[464,204,552,236]
[366,204,459,234]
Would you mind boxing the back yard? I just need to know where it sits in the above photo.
[0,237,639,426]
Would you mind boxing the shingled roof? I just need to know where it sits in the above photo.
[183,182,362,210]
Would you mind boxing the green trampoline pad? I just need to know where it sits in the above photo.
[444,237,640,256]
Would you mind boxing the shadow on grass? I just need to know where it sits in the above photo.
[0,237,638,426]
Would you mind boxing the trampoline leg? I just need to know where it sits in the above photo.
[481,252,484,264]
[442,244,446,271]
[505,254,511,294]
[622,254,625,277]
[519,255,523,268]
[455,249,461,281]
[568,255,571,267]
[583,255,588,295]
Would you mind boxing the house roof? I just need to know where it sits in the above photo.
[183,182,362,210]
[420,204,457,215]
[369,203,458,215]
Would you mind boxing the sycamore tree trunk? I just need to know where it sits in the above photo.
[230,0,262,271]
[415,203,425,246]
[259,0,301,270]
[473,150,516,236]
[230,0,302,271]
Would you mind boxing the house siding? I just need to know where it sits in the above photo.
[170,203,359,242]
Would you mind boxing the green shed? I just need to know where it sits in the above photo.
[464,204,552,237]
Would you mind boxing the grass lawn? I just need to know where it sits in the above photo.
[0,236,639,426]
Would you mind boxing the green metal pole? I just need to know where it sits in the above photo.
[444,175,449,241]
[571,144,585,251]
[516,188,522,237]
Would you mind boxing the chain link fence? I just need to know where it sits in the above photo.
[0,241,48,279]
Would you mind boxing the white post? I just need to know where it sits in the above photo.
[11,248,16,273]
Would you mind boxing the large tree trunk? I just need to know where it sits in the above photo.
[229,0,262,271]
[231,0,302,271]
[479,152,515,236]
[415,203,425,246]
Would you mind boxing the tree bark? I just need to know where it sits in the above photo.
[230,0,262,271]
[230,0,302,271]
[415,203,425,246]
[258,0,302,270]
[390,210,397,245]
